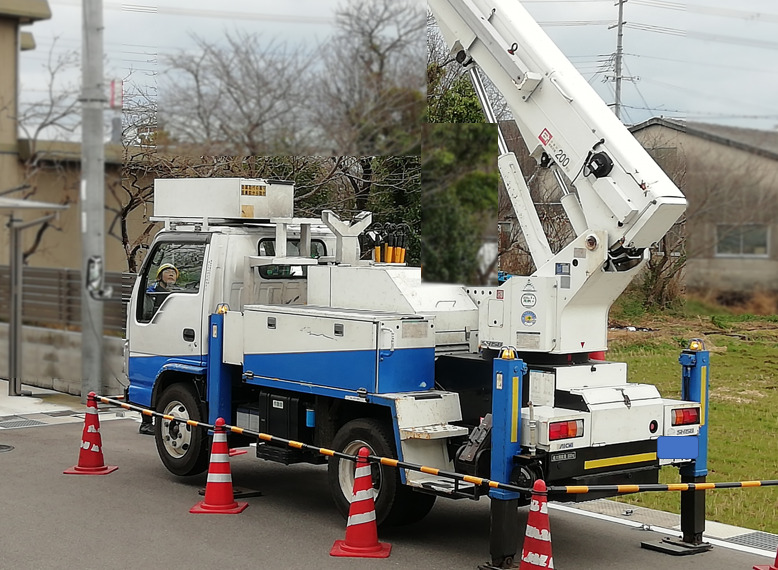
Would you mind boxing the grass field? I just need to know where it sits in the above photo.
[607,296,778,534]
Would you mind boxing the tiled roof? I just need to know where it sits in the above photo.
[630,118,778,161]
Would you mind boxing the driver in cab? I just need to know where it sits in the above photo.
[147,263,179,312]
[149,263,179,293]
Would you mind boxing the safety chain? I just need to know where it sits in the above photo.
[95,394,778,496]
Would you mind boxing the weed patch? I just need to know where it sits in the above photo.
[608,309,778,534]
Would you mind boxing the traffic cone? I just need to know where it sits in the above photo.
[519,480,554,570]
[64,391,118,475]
[754,545,778,570]
[190,417,248,514]
[330,446,391,558]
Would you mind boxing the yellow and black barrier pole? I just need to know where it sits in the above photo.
[93,395,532,496]
[94,395,778,500]
[547,480,778,494]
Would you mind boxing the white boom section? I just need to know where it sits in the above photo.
[499,152,553,267]
[429,0,688,353]
[428,0,686,252]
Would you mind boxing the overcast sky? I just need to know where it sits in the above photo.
[18,0,778,132]
[522,0,778,129]
[19,0,339,132]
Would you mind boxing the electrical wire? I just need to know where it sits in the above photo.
[632,0,685,11]
[689,31,778,51]
[624,22,685,37]
[622,52,778,76]
[687,4,778,23]
[49,0,335,25]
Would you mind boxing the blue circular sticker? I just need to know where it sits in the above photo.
[521,311,537,326]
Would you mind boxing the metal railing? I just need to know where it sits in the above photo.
[0,266,136,334]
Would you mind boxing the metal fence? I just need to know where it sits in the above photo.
[0,266,136,335]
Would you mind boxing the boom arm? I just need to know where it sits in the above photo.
[429,0,687,354]
[429,0,686,261]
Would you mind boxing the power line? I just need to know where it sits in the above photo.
[623,59,653,115]
[632,0,685,11]
[624,22,685,37]
[689,31,778,51]
[687,4,778,24]
[641,76,778,113]
[623,52,778,76]
[621,103,778,122]
[537,20,613,26]
[49,0,335,25]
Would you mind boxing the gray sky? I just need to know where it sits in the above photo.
[19,0,339,130]
[18,0,778,132]
[521,0,778,129]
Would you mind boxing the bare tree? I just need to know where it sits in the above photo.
[8,39,81,262]
[158,32,314,155]
[119,111,421,270]
[313,0,425,155]
[15,40,80,146]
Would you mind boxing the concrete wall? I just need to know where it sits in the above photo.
[686,258,778,293]
[0,323,125,396]
[0,157,147,273]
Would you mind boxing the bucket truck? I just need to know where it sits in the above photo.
[124,1,705,566]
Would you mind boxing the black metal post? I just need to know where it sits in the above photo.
[479,497,520,569]
[680,474,707,545]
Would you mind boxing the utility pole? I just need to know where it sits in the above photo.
[81,0,105,400]
[614,0,626,120]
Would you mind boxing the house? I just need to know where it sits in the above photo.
[630,118,778,293]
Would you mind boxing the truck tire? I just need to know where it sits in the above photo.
[155,383,209,476]
[328,418,436,526]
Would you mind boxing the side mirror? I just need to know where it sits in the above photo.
[86,255,114,300]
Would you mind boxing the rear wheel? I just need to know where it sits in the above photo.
[154,383,209,476]
[327,418,436,526]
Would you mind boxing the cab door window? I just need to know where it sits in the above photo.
[137,241,207,323]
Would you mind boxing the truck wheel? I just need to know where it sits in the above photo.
[328,418,436,526]
[155,383,209,476]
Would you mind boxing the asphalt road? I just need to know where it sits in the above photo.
[0,417,771,570]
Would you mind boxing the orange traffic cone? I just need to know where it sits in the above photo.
[519,480,554,570]
[190,417,248,514]
[330,447,391,558]
[754,545,778,570]
[64,391,118,475]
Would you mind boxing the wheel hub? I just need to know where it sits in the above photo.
[161,401,192,457]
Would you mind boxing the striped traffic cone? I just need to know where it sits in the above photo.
[330,447,391,558]
[64,391,118,475]
[519,480,554,569]
[190,417,248,514]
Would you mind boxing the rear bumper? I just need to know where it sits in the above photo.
[545,439,659,502]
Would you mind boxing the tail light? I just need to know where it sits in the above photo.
[672,407,700,426]
[549,419,584,441]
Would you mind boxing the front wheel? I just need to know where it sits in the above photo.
[327,418,436,526]
[154,383,209,476]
